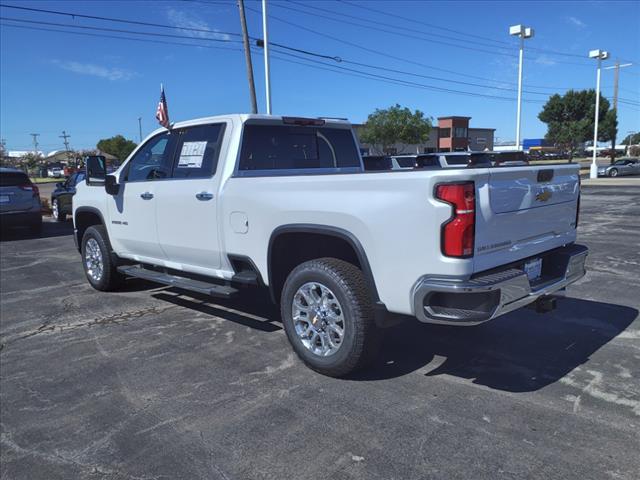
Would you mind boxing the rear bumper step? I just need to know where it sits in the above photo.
[413,243,588,325]
[117,265,238,298]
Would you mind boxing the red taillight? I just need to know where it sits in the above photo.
[19,184,39,198]
[435,182,475,258]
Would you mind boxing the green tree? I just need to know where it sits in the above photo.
[96,135,137,162]
[359,104,432,154]
[538,89,614,160]
[621,132,640,145]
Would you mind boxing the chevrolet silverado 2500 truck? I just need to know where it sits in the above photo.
[74,114,587,377]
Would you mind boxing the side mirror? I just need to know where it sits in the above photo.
[86,156,106,186]
[105,175,120,196]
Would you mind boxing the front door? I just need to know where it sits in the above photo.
[108,131,178,262]
[154,122,227,273]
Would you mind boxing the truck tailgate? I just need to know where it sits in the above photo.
[473,164,580,272]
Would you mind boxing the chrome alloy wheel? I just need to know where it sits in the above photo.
[52,199,59,219]
[84,238,104,282]
[292,282,345,357]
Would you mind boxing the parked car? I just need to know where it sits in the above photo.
[362,155,416,171]
[490,150,529,166]
[48,166,63,178]
[73,114,587,377]
[0,167,42,233]
[597,158,640,177]
[51,171,86,222]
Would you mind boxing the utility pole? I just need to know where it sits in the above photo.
[237,0,258,114]
[60,130,71,163]
[138,117,143,143]
[604,60,633,162]
[30,133,40,156]
[262,0,272,114]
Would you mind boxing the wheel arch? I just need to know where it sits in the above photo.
[267,224,380,305]
[74,207,105,251]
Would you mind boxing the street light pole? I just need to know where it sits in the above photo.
[509,24,534,151]
[262,0,272,115]
[589,49,609,179]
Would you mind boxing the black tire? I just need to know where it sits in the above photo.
[609,168,618,177]
[52,199,66,222]
[81,225,124,291]
[29,215,42,235]
[280,258,380,377]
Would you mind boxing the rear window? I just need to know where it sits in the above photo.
[416,155,438,167]
[395,157,417,168]
[239,125,360,172]
[444,154,470,166]
[0,172,30,187]
[363,156,392,171]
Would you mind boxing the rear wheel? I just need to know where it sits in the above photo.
[281,258,380,377]
[52,199,66,222]
[81,225,123,291]
[609,168,618,177]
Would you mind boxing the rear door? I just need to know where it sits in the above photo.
[473,165,580,272]
[153,122,227,272]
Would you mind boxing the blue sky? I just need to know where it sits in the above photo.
[1,0,639,152]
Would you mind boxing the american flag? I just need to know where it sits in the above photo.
[156,84,170,128]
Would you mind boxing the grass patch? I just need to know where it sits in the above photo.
[32,177,63,184]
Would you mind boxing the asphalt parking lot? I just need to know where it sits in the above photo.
[1,185,639,480]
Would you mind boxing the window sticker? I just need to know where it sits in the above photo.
[178,141,207,168]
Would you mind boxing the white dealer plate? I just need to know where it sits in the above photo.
[524,258,542,282]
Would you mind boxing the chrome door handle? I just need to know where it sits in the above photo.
[195,192,214,201]
[140,192,154,200]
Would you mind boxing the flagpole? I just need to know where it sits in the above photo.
[262,0,272,114]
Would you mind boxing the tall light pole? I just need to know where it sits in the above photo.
[589,49,609,178]
[262,0,272,114]
[509,24,534,151]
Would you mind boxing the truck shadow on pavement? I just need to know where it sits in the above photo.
[353,298,637,391]
[152,288,282,333]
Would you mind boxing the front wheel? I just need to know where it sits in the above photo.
[609,168,618,177]
[81,225,123,291]
[280,258,380,377]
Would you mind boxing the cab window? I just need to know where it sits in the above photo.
[125,132,177,182]
[172,124,225,179]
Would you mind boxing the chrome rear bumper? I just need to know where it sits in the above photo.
[413,244,588,325]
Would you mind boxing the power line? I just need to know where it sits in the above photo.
[1,20,545,105]
[336,0,593,62]
[0,16,242,44]
[0,3,244,37]
[335,0,512,47]
[0,15,557,98]
[0,1,585,91]
[0,22,244,52]
[270,0,519,58]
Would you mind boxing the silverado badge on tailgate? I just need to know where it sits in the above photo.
[535,188,553,202]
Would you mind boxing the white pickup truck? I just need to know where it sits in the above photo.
[74,114,587,377]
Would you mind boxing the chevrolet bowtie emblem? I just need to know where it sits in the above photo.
[536,189,552,202]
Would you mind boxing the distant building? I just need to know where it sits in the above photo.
[354,116,495,155]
